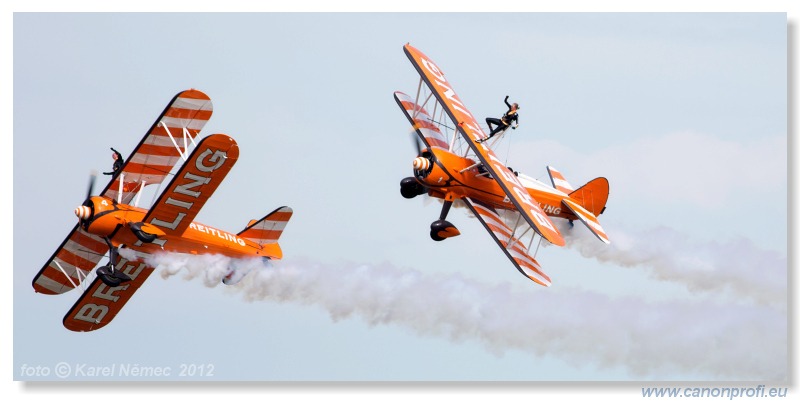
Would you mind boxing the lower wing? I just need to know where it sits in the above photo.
[62,256,155,332]
[464,197,551,287]
[33,225,108,295]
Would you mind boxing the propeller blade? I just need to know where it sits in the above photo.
[86,171,97,199]
[409,130,422,156]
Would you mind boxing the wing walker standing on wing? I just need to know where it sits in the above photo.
[395,43,610,287]
[479,95,519,143]
[33,89,294,331]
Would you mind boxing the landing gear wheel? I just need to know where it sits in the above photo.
[96,264,132,287]
[97,265,123,287]
[400,177,425,199]
[129,222,157,243]
[430,230,445,242]
[430,219,460,241]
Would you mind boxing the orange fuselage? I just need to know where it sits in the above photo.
[417,148,575,220]
[82,196,279,261]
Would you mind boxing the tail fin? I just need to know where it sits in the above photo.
[569,177,609,217]
[238,205,293,244]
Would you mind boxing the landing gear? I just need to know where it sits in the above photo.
[400,177,426,199]
[429,199,461,241]
[129,222,157,243]
[96,238,132,287]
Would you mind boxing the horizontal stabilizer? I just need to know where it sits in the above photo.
[562,199,610,244]
[546,166,574,194]
[238,206,293,245]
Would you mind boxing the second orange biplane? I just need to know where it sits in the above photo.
[32,89,293,331]
[395,44,610,287]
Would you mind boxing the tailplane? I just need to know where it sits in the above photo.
[546,166,575,194]
[238,206,293,259]
[548,166,610,244]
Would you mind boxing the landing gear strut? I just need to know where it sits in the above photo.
[430,198,461,241]
[96,238,132,287]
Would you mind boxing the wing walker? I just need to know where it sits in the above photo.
[395,44,610,287]
[32,89,293,331]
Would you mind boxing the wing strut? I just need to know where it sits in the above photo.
[133,180,147,207]
[117,173,124,203]
[412,77,424,120]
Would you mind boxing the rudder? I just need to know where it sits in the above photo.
[569,177,609,217]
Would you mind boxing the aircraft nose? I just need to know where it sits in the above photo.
[413,156,430,171]
[75,205,92,220]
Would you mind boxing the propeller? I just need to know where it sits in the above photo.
[85,171,97,200]
[410,130,422,156]
[74,171,98,222]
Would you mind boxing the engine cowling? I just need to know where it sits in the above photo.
[75,196,119,237]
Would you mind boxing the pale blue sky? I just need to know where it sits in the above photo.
[6,9,792,400]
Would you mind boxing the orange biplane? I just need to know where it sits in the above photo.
[395,44,610,287]
[32,89,293,331]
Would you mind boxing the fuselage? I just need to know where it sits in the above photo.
[415,148,576,220]
[80,196,278,261]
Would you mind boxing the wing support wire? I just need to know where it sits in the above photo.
[503,211,542,259]
[411,78,465,155]
[122,119,200,208]
[52,260,91,293]
[159,120,199,162]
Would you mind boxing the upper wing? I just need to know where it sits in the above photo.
[63,256,155,332]
[32,225,109,295]
[394,91,449,150]
[142,133,239,237]
[102,89,213,204]
[464,198,551,287]
[403,44,565,246]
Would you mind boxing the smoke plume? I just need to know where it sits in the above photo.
[144,251,787,381]
[557,221,787,309]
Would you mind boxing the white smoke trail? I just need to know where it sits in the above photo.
[557,221,787,309]
[145,253,786,381]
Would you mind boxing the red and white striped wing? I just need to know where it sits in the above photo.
[63,257,155,332]
[102,89,213,204]
[394,91,450,151]
[465,198,551,287]
[238,206,293,244]
[403,44,565,247]
[32,225,109,294]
